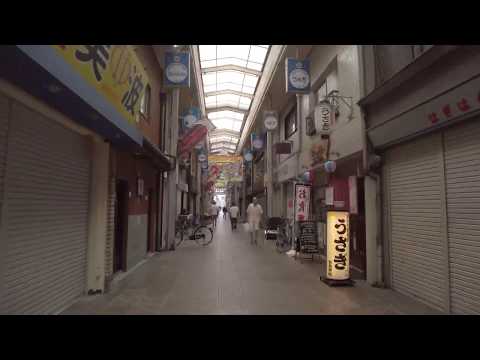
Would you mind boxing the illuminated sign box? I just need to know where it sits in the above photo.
[324,211,354,285]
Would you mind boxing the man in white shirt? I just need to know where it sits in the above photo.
[229,203,240,230]
[209,202,218,228]
[247,197,263,245]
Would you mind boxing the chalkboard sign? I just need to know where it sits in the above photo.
[297,221,319,254]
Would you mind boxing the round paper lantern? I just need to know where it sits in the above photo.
[244,151,253,162]
[324,160,336,173]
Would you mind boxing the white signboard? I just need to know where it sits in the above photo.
[326,211,350,280]
[315,101,333,135]
[264,111,278,131]
[294,183,311,222]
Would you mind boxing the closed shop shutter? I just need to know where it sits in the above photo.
[0,94,10,219]
[444,119,480,314]
[384,133,447,311]
[0,99,91,314]
[104,176,116,283]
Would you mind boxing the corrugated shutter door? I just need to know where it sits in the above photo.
[0,100,91,314]
[444,119,480,314]
[385,133,447,311]
[0,94,10,221]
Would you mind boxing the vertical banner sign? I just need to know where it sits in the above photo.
[294,183,311,221]
[286,58,311,93]
[51,45,150,126]
[315,100,333,135]
[348,176,358,215]
[326,211,350,280]
[164,51,190,87]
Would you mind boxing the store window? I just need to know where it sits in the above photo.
[284,105,297,139]
[140,84,151,121]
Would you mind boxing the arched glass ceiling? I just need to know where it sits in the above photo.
[199,45,270,154]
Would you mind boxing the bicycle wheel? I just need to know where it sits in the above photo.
[193,225,213,246]
[175,226,185,248]
[275,232,290,253]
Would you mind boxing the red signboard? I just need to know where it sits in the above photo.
[179,125,208,155]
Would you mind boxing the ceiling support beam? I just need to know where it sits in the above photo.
[202,64,261,76]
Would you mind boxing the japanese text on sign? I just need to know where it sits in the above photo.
[294,183,311,222]
[52,45,149,126]
[326,211,350,280]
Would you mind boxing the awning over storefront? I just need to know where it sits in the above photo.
[141,137,175,171]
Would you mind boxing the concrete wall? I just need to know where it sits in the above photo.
[133,46,164,146]
[365,176,378,285]
[127,214,148,270]
[86,138,110,292]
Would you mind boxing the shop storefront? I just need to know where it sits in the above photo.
[361,47,480,314]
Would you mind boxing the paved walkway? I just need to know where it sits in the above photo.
[63,216,440,315]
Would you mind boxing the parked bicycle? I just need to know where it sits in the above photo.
[273,218,295,253]
[175,214,214,248]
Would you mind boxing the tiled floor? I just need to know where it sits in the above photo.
[62,217,441,315]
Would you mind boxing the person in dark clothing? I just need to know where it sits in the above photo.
[222,206,227,219]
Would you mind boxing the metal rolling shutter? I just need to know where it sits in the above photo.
[0,94,10,219]
[385,133,447,311]
[0,100,91,314]
[444,119,480,314]
[104,176,116,283]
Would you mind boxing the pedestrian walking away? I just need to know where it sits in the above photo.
[247,197,263,245]
[210,202,218,228]
[229,203,240,230]
[222,206,227,219]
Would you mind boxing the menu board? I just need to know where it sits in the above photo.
[297,221,319,254]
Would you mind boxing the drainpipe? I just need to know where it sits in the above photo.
[166,88,180,251]
[358,45,385,288]
[362,112,384,288]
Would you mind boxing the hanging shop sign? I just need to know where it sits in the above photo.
[294,183,311,222]
[326,211,350,281]
[250,133,266,150]
[183,107,201,129]
[49,45,150,126]
[264,111,279,131]
[286,58,310,93]
[348,176,358,215]
[274,142,292,155]
[208,155,243,164]
[178,125,208,156]
[164,51,190,87]
[315,101,333,135]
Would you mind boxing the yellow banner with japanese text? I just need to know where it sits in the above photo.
[51,45,149,125]
[208,155,242,164]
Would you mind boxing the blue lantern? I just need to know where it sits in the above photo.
[324,160,336,173]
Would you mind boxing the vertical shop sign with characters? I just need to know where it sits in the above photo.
[326,211,350,281]
[294,183,311,222]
